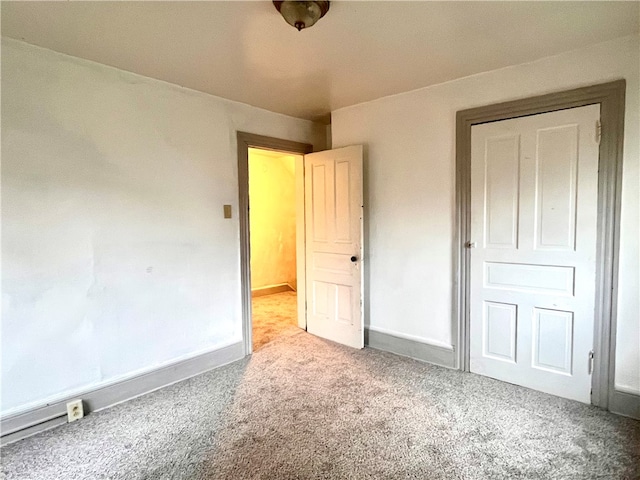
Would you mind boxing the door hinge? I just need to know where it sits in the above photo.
[588,350,595,375]
[595,120,602,145]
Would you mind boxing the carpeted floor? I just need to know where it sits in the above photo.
[2,330,639,479]
[252,291,299,351]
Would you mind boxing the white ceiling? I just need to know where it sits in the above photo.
[2,1,638,124]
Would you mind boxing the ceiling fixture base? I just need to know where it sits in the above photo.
[273,1,330,31]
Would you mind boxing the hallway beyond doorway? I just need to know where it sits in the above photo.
[252,291,299,351]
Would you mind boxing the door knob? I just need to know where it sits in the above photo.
[350,256,357,262]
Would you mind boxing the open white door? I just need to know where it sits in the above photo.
[304,145,364,349]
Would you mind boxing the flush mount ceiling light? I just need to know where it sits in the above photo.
[273,1,330,31]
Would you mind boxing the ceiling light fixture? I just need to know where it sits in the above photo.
[273,1,330,31]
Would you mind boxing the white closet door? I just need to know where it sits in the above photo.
[469,105,600,403]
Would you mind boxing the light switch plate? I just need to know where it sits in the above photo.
[223,205,232,219]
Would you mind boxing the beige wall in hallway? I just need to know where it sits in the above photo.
[249,149,297,290]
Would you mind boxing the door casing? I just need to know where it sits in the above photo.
[237,132,313,355]
[455,80,629,414]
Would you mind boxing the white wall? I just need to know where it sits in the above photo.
[332,35,640,394]
[0,38,326,416]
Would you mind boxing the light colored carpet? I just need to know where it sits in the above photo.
[2,331,639,479]
[252,291,299,351]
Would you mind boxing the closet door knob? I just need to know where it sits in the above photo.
[350,256,358,262]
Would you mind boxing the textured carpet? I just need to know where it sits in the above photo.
[2,331,639,479]
[252,291,299,351]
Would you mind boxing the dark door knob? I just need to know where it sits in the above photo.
[350,256,357,262]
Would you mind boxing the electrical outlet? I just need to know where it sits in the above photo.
[66,399,84,423]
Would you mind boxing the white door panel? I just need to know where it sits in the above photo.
[470,105,600,403]
[305,145,363,349]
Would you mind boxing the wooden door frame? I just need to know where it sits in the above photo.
[237,132,313,355]
[454,80,635,416]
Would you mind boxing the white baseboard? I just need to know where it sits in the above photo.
[1,341,244,445]
[365,327,456,369]
[251,283,295,298]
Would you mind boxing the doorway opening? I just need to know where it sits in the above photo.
[238,132,365,354]
[237,132,313,355]
[248,148,303,351]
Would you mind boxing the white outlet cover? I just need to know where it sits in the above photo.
[66,399,84,422]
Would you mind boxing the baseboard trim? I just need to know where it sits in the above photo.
[609,389,640,420]
[251,283,295,298]
[1,415,68,446]
[1,341,244,445]
[365,328,456,369]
